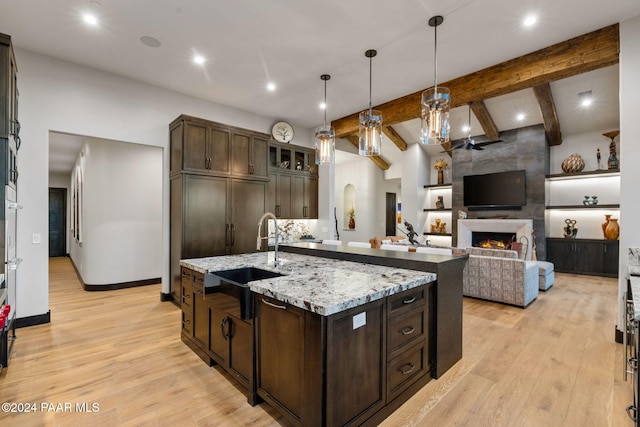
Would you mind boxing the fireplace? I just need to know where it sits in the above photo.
[458,219,533,260]
[472,231,515,249]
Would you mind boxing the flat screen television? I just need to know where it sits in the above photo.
[463,170,526,210]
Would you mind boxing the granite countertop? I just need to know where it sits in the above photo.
[181,252,436,316]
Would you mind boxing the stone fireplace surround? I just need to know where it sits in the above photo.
[458,219,534,260]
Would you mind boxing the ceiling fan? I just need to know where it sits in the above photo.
[449,103,504,151]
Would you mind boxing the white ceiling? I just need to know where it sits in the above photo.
[1,0,635,173]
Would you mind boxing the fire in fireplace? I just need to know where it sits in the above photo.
[471,232,515,250]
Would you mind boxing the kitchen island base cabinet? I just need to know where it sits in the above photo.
[255,285,432,427]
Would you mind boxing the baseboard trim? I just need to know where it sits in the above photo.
[16,311,51,328]
[82,277,161,292]
[160,292,174,302]
[69,255,160,291]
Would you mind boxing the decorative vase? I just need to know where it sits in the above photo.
[435,195,445,210]
[591,196,598,205]
[437,169,444,185]
[602,214,611,239]
[603,130,620,170]
[605,218,619,240]
[561,153,585,173]
[583,196,591,206]
[348,216,355,230]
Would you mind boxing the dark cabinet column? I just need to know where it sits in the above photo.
[229,179,266,254]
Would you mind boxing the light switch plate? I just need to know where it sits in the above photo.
[32,233,41,244]
[352,312,366,330]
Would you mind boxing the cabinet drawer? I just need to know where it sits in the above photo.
[387,341,426,402]
[181,285,193,309]
[193,271,205,294]
[182,310,193,335]
[388,309,425,357]
[388,287,425,318]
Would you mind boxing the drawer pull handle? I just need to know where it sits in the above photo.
[400,363,416,375]
[627,405,637,421]
[194,289,203,295]
[401,326,416,335]
[183,319,190,325]
[262,298,287,310]
[403,297,416,304]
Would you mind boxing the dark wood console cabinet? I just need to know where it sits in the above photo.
[255,284,433,427]
[547,238,619,277]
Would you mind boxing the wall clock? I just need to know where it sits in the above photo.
[271,121,294,143]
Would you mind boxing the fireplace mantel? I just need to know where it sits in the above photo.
[458,219,534,260]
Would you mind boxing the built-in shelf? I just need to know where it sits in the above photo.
[546,204,620,210]
[546,169,620,181]
[423,232,452,237]
[423,208,452,212]
[424,183,452,189]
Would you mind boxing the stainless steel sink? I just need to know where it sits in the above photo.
[207,267,284,320]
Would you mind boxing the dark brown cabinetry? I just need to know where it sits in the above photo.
[181,267,257,402]
[267,140,318,219]
[547,238,619,277]
[208,292,255,397]
[255,285,431,427]
[1,33,18,371]
[169,115,269,302]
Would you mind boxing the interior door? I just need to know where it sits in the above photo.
[48,187,66,257]
[385,192,397,236]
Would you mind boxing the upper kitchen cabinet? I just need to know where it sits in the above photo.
[231,132,268,179]
[170,115,268,180]
[0,33,18,141]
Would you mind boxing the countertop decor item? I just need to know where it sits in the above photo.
[605,217,619,240]
[602,214,611,239]
[563,219,578,238]
[561,153,585,173]
[603,130,620,170]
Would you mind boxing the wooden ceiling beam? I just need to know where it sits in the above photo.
[344,135,390,170]
[533,83,562,146]
[382,126,408,151]
[333,24,619,138]
[469,100,499,141]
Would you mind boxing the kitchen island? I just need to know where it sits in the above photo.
[179,243,466,426]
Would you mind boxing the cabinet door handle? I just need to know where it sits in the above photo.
[400,363,416,375]
[403,297,416,304]
[262,298,287,310]
[401,326,416,335]
[193,288,203,295]
[183,319,190,325]
[627,405,637,422]
[183,294,190,301]
[221,317,229,340]
[231,224,235,246]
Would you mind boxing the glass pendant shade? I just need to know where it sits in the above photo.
[315,125,335,164]
[421,86,450,145]
[359,109,382,156]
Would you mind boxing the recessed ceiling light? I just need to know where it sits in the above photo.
[140,36,161,48]
[578,90,593,107]
[523,15,537,27]
[267,82,276,92]
[462,125,470,133]
[193,55,205,65]
[516,113,525,121]
[83,13,98,26]
[319,102,327,110]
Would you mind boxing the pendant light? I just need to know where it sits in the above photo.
[359,49,382,157]
[315,74,335,165]
[421,16,450,145]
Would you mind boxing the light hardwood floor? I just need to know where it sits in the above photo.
[0,257,632,426]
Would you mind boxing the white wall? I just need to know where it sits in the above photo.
[333,158,393,243]
[69,138,163,285]
[619,16,640,331]
[16,48,312,319]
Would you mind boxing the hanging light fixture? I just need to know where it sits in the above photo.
[359,49,382,157]
[421,15,450,145]
[315,74,335,165]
